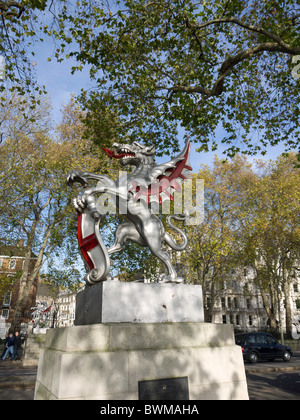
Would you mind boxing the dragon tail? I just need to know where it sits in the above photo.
[164,214,188,251]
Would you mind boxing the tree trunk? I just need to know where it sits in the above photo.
[10,223,53,331]
[11,272,37,331]
[256,272,277,330]
[282,268,293,339]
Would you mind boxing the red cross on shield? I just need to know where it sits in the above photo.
[77,209,110,284]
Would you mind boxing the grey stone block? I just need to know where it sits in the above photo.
[34,323,249,400]
[75,280,204,325]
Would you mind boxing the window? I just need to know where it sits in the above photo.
[247,299,251,310]
[256,335,267,344]
[245,335,255,344]
[2,291,12,306]
[236,315,240,326]
[249,315,253,326]
[266,336,277,345]
[9,258,16,269]
[221,297,226,309]
[227,297,232,309]
[222,315,227,324]
[1,309,9,319]
[233,297,238,309]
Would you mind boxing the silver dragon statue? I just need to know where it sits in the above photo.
[67,139,192,285]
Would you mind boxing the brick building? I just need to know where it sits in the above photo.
[0,243,38,330]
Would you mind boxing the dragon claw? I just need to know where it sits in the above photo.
[67,170,88,187]
[158,274,184,284]
[73,194,87,212]
[73,194,100,220]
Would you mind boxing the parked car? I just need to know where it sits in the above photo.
[235,332,293,364]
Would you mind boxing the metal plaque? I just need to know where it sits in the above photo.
[138,377,189,400]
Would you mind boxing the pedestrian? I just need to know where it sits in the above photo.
[13,331,22,361]
[1,333,15,361]
[0,334,9,359]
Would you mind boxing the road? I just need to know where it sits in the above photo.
[245,352,300,400]
[247,371,300,400]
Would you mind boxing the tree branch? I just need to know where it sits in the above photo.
[190,17,295,52]
[170,41,300,100]
[0,0,25,18]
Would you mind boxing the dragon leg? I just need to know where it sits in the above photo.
[108,221,146,255]
[144,222,184,283]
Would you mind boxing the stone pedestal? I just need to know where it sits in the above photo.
[23,333,46,367]
[75,281,204,325]
[34,322,249,400]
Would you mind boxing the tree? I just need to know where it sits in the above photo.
[240,154,300,337]
[184,155,255,320]
[0,93,112,329]
[0,0,49,96]
[56,0,300,157]
[0,1,46,18]
[0,1,102,98]
[183,153,300,333]
[3,1,298,158]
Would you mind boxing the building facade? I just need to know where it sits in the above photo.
[0,244,38,332]
[204,267,300,333]
[34,283,78,329]
[55,290,76,327]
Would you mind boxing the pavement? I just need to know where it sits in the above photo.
[0,353,299,400]
[0,359,37,400]
[246,371,300,400]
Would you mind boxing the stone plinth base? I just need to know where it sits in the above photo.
[75,281,204,325]
[23,333,46,367]
[34,323,249,400]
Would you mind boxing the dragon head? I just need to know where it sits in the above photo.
[102,141,156,167]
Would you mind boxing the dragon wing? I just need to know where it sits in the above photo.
[130,139,192,205]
